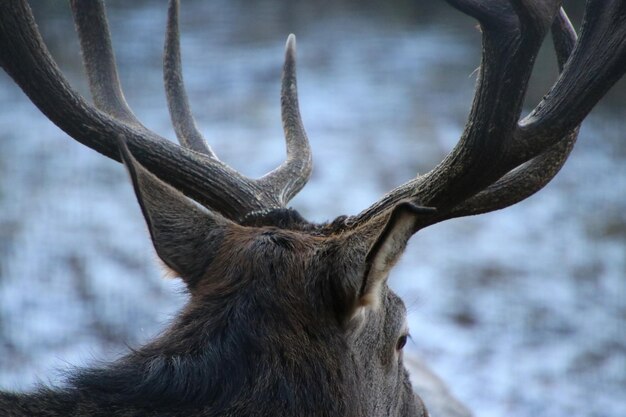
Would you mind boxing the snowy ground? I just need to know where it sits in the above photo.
[0,1,624,416]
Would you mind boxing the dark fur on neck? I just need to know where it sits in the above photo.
[62,302,358,416]
[37,230,364,417]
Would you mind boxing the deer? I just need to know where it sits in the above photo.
[1,0,625,416]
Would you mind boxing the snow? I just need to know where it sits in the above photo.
[0,2,624,416]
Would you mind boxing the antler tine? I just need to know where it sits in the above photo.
[551,8,577,72]
[0,0,287,221]
[407,0,561,211]
[513,0,626,161]
[257,34,313,206]
[74,0,311,208]
[347,0,562,229]
[164,0,215,157]
[444,7,579,219]
[451,0,626,219]
[70,0,143,127]
[165,1,312,206]
[448,133,576,218]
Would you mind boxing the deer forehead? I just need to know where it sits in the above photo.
[193,226,322,291]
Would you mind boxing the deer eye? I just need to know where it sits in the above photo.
[396,334,408,351]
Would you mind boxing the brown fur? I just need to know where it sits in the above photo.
[4,0,618,415]
[0,150,426,417]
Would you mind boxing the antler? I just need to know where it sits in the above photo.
[0,0,312,221]
[347,0,626,231]
[2,0,623,232]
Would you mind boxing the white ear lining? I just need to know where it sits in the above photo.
[359,203,426,308]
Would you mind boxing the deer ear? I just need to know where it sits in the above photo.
[117,139,228,287]
[359,202,435,309]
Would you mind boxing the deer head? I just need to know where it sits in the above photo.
[0,0,624,416]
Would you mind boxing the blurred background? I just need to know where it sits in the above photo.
[0,1,624,416]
